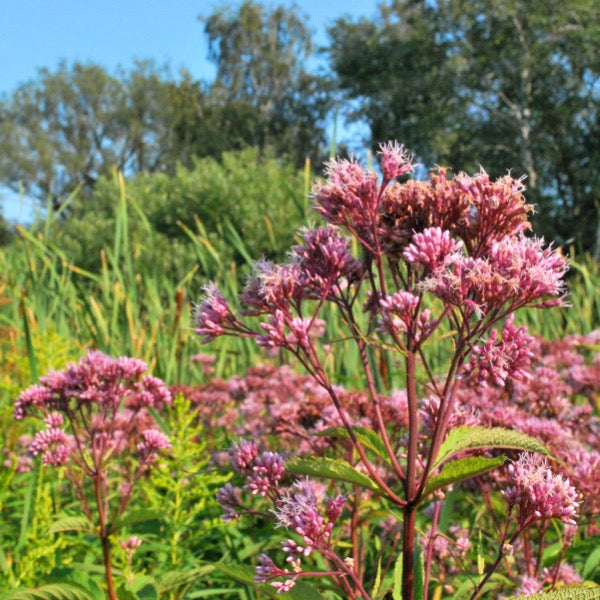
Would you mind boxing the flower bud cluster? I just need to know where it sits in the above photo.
[465,315,534,387]
[503,453,579,526]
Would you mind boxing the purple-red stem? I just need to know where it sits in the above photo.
[94,472,117,600]
[402,351,419,600]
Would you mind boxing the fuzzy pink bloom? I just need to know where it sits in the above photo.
[137,429,171,462]
[14,385,54,420]
[403,227,463,270]
[246,451,285,496]
[229,439,259,474]
[29,428,71,466]
[465,315,534,387]
[254,554,298,592]
[378,141,414,181]
[216,483,243,522]
[423,236,567,317]
[516,575,543,596]
[377,290,434,342]
[274,480,334,558]
[503,453,579,525]
[292,226,362,297]
[44,412,64,428]
[194,283,234,342]
[542,562,582,584]
[454,169,533,253]
[312,156,381,249]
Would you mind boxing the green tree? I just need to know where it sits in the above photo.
[51,148,309,280]
[328,0,600,252]
[202,0,331,166]
[0,61,177,208]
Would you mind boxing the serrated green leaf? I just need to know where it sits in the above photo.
[513,583,600,599]
[285,456,381,492]
[46,570,103,600]
[130,576,158,600]
[0,583,97,600]
[315,426,392,466]
[434,426,549,469]
[371,556,383,598]
[423,455,506,498]
[286,582,326,599]
[109,509,163,533]
[47,517,95,536]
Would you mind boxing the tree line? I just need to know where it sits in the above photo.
[0,0,598,254]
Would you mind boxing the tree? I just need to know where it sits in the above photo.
[0,61,175,208]
[201,0,331,166]
[328,0,600,252]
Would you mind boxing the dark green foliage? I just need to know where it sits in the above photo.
[202,0,332,167]
[49,148,309,280]
[328,0,600,252]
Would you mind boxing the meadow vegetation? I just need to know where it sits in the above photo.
[0,1,598,598]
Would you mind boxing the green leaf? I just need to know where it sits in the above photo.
[583,545,600,578]
[513,583,600,599]
[0,584,97,600]
[109,509,163,533]
[414,546,424,600]
[392,553,402,600]
[423,456,507,498]
[434,426,549,469]
[156,567,215,593]
[47,516,95,536]
[286,582,326,599]
[46,570,103,600]
[315,426,392,466]
[285,456,381,492]
[130,576,158,600]
[370,556,383,598]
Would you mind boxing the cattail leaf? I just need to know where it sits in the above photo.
[47,516,95,535]
[423,456,507,499]
[315,426,392,466]
[285,456,382,492]
[392,552,402,600]
[433,426,549,469]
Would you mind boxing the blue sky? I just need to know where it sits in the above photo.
[1,0,380,222]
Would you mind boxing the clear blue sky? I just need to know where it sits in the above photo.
[1,0,380,222]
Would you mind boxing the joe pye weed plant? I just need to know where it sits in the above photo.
[195,142,586,598]
[13,351,172,599]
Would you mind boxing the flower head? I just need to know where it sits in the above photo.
[503,453,579,525]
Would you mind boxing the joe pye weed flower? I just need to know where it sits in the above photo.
[196,141,580,598]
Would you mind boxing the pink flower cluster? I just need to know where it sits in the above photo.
[216,440,347,593]
[503,453,579,526]
[464,315,534,387]
[14,350,172,470]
